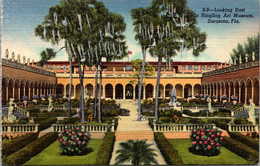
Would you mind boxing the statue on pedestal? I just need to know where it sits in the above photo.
[11,52,15,61]
[248,99,256,125]
[5,49,9,59]
[168,87,181,107]
[17,54,20,63]
[48,97,53,112]
[84,88,89,104]
[23,56,26,64]
[27,58,30,65]
[207,97,212,113]
[8,98,17,123]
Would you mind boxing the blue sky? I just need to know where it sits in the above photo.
[1,0,259,62]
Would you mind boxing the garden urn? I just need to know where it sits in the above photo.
[233,100,237,105]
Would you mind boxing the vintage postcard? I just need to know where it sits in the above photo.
[1,0,259,165]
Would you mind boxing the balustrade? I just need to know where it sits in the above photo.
[228,124,259,132]
[2,124,39,132]
[52,124,115,132]
[153,123,216,132]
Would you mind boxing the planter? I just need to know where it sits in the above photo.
[222,100,227,104]
[233,100,237,105]
[213,99,217,102]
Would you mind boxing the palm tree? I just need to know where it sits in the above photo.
[115,140,158,165]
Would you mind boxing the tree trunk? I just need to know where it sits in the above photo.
[137,48,146,121]
[68,55,72,117]
[78,63,85,123]
[98,64,103,123]
[93,64,98,118]
[155,56,162,121]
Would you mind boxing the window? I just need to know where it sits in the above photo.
[50,66,53,70]
[194,65,198,70]
[56,66,59,69]
[125,66,132,71]
[201,66,205,71]
[207,66,211,71]
[214,65,217,70]
[65,66,68,70]
[188,65,192,70]
[182,65,186,70]
[60,66,64,70]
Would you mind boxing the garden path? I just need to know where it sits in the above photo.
[109,100,166,165]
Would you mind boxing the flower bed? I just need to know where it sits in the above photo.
[4,132,58,165]
[168,139,250,165]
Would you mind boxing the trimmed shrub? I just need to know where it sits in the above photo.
[4,132,58,165]
[233,118,251,124]
[58,126,91,155]
[228,132,259,151]
[34,117,57,131]
[222,136,259,164]
[26,108,40,117]
[158,117,171,123]
[95,132,115,165]
[154,132,184,165]
[57,117,81,124]
[17,117,29,124]
[2,133,39,157]
[190,128,223,156]
[183,110,192,116]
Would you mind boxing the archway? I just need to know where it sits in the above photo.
[184,84,192,98]
[25,81,30,97]
[66,84,75,98]
[240,81,246,103]
[14,80,19,102]
[175,84,183,98]
[105,84,113,99]
[230,81,234,97]
[30,82,34,100]
[165,84,173,97]
[225,82,229,100]
[8,79,14,100]
[194,84,201,96]
[116,84,123,99]
[135,84,143,99]
[56,84,64,97]
[85,84,94,97]
[76,84,81,99]
[2,78,7,105]
[159,84,164,97]
[125,84,133,99]
[253,78,259,105]
[145,84,154,99]
[217,83,221,101]
[246,79,252,104]
[235,81,240,102]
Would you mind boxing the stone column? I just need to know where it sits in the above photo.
[73,86,76,98]
[143,85,146,99]
[192,85,194,98]
[228,85,231,102]
[103,87,106,98]
[245,87,247,104]
[18,87,21,101]
[163,86,165,98]
[13,87,15,98]
[133,85,136,99]
[233,86,236,97]
[252,86,254,101]
[33,88,35,96]
[29,87,31,100]
[37,88,39,96]
[216,87,218,101]
[209,85,212,96]
[6,87,8,102]
[239,86,241,103]
[23,87,26,97]
[182,87,184,98]
[113,86,115,99]
[153,87,156,98]
[123,86,125,100]
[64,86,67,98]
[220,87,222,98]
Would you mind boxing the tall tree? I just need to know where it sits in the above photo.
[131,7,155,121]
[148,0,206,121]
[35,0,127,123]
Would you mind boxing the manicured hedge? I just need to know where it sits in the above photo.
[95,132,115,165]
[2,133,39,157]
[34,117,57,131]
[222,136,259,164]
[228,132,259,151]
[4,132,58,165]
[154,132,184,165]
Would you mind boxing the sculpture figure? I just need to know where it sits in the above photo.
[5,49,9,59]
[23,56,26,64]
[11,52,15,61]
[207,97,212,113]
[17,54,20,63]
[8,98,17,122]
[248,99,256,125]
[48,97,53,112]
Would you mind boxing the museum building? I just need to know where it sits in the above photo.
[1,49,259,106]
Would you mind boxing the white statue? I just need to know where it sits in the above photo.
[11,52,15,61]
[207,97,212,113]
[248,99,256,125]
[32,59,34,67]
[5,49,9,59]
[17,54,21,63]
[8,98,17,122]
[27,58,30,64]
[48,97,53,112]
[23,56,26,64]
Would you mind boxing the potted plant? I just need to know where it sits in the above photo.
[40,94,46,101]
[231,95,237,105]
[195,94,199,98]
[221,95,228,104]
[212,95,217,102]
[22,96,28,108]
[32,95,38,104]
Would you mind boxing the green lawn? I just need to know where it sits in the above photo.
[168,139,250,165]
[24,140,103,165]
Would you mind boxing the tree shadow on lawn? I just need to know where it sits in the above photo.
[188,147,221,157]
[60,147,94,156]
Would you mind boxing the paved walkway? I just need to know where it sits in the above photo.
[110,100,166,165]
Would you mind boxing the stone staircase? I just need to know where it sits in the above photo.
[232,107,249,118]
[115,131,154,141]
